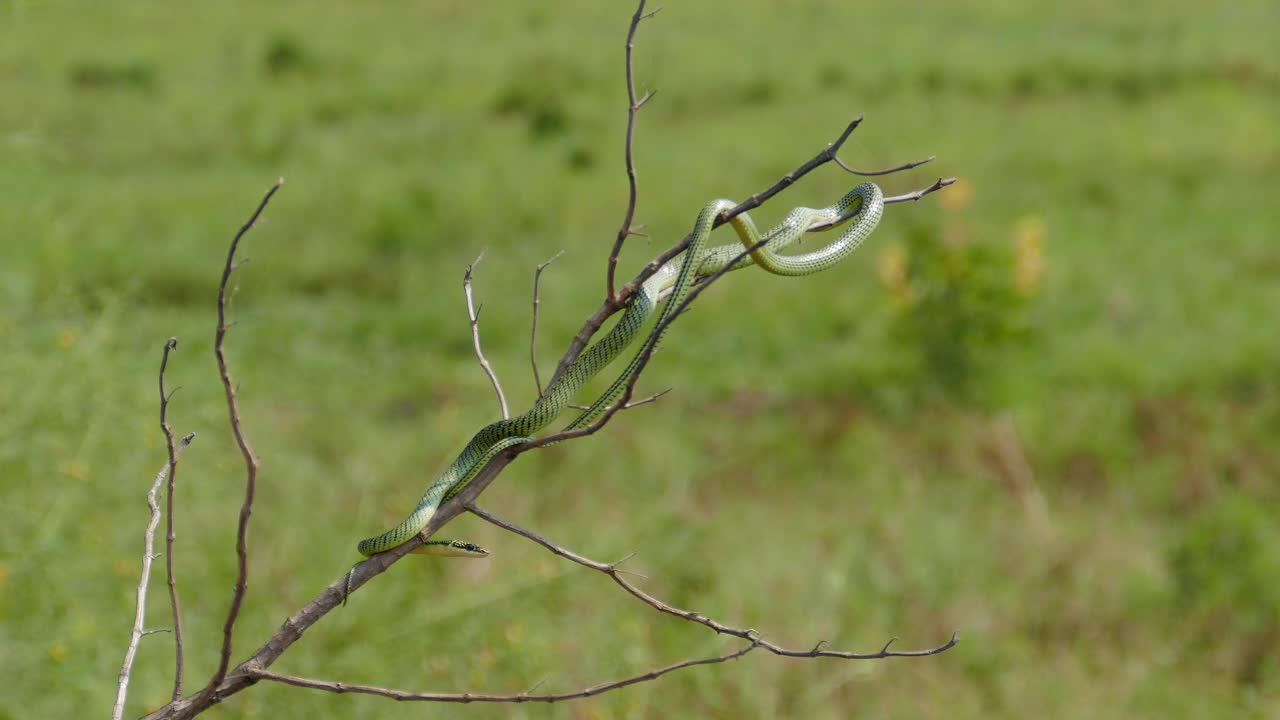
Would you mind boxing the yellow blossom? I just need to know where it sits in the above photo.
[59,460,89,481]
[876,245,916,309]
[1012,215,1047,296]
[939,177,973,212]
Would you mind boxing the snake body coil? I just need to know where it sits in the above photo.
[354,182,884,561]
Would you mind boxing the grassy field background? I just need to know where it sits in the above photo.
[2,1,1278,718]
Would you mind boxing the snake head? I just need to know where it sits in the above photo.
[413,539,491,558]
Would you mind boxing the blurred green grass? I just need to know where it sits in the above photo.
[2,1,1278,718]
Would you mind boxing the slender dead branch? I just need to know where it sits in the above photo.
[115,432,195,720]
[530,250,565,398]
[833,153,934,177]
[467,504,958,660]
[247,643,754,703]
[605,0,659,304]
[717,117,864,225]
[159,337,186,700]
[884,176,955,204]
[464,251,509,419]
[200,179,282,703]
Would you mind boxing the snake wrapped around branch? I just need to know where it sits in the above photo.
[347,182,884,594]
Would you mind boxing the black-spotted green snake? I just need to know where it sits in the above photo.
[347,182,884,593]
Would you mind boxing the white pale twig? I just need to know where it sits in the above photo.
[465,251,510,419]
[114,432,195,720]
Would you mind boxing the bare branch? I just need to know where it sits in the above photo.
[464,251,509,419]
[606,0,655,304]
[145,128,951,720]
[833,153,934,177]
[201,178,282,703]
[467,504,957,661]
[885,176,955,204]
[530,250,565,398]
[115,432,195,720]
[159,337,186,700]
[717,116,864,225]
[247,643,755,703]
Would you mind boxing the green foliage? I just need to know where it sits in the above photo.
[1171,489,1280,686]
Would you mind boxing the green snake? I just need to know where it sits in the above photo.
[349,182,884,586]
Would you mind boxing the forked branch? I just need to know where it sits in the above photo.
[467,505,957,660]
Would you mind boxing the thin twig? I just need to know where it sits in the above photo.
[530,250,565,398]
[465,251,509,419]
[159,337,186,700]
[884,176,955,204]
[833,154,934,177]
[249,643,754,703]
[115,432,195,720]
[569,387,671,412]
[200,178,282,703]
[606,0,659,304]
[467,504,957,660]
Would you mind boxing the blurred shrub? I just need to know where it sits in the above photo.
[490,56,585,141]
[875,183,1041,400]
[1169,488,1280,686]
[67,60,157,92]
[263,33,312,76]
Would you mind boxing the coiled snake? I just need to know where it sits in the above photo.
[347,182,884,596]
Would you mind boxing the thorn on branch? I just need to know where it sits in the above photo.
[522,679,547,697]
[634,89,656,110]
